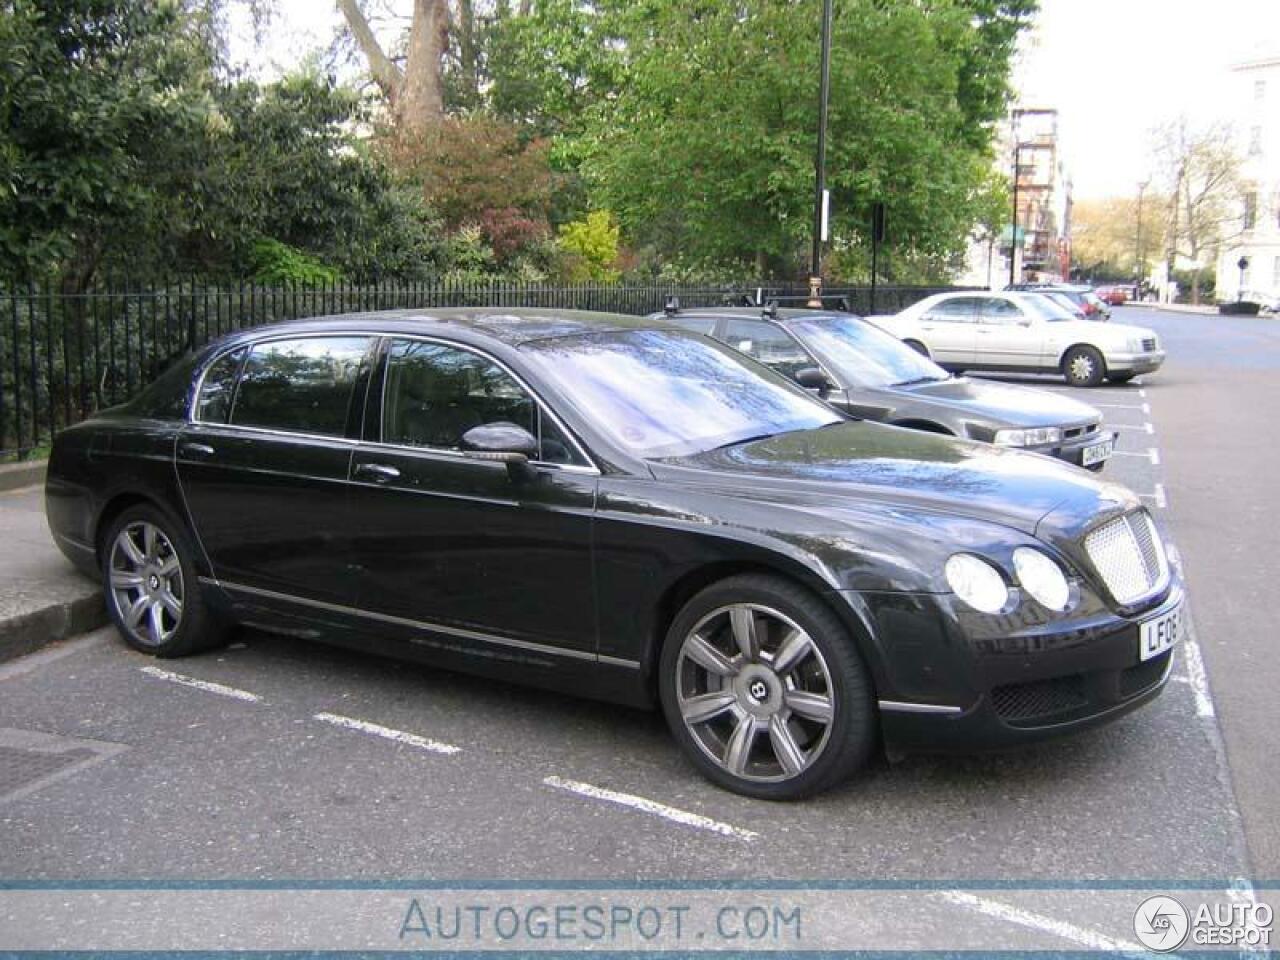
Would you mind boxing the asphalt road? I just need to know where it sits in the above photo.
[0,312,1271,949]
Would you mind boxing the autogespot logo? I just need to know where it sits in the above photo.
[1134,895,1190,952]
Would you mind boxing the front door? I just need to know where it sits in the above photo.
[973,296,1046,369]
[346,337,598,656]
[176,334,373,606]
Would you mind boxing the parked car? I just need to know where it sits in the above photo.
[869,291,1165,387]
[46,309,1183,800]
[1096,285,1130,307]
[1008,283,1111,321]
[655,304,1116,470]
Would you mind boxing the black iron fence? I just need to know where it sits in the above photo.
[0,278,964,459]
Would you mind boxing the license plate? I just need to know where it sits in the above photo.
[1082,438,1114,466]
[1139,602,1182,661]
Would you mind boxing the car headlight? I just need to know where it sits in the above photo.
[994,427,1063,447]
[1127,337,1144,352]
[1012,547,1071,612]
[945,553,1009,613]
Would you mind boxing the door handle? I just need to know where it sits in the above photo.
[180,441,215,458]
[354,462,401,483]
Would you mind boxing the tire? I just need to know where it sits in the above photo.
[658,574,876,800]
[1062,345,1105,387]
[903,339,929,357]
[1107,372,1137,384]
[101,504,226,657]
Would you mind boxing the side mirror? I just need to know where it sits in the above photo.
[1018,316,1033,327]
[794,366,832,395]
[461,423,538,477]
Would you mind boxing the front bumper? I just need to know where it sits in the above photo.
[1026,429,1117,469]
[861,583,1183,753]
[1106,349,1165,374]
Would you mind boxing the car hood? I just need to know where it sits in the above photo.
[651,420,1135,538]
[897,377,1100,428]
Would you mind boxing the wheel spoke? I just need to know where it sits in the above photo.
[110,571,144,590]
[769,715,807,776]
[157,588,183,619]
[723,715,758,775]
[683,633,737,677]
[156,555,180,577]
[147,601,166,643]
[784,690,833,724]
[143,524,158,562]
[124,594,149,629]
[680,691,737,725]
[771,627,812,676]
[728,607,759,661]
[118,533,146,567]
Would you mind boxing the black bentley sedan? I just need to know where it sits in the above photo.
[45,309,1184,800]
[657,305,1116,470]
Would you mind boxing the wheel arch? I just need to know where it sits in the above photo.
[94,490,199,568]
[888,419,953,435]
[641,558,885,704]
[1057,341,1105,370]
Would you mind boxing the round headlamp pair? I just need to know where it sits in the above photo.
[945,548,1071,614]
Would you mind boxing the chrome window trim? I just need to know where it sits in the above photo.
[372,333,601,476]
[201,577,639,669]
[187,329,602,476]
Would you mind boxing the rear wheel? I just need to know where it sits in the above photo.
[903,339,929,357]
[659,574,876,800]
[1062,345,1105,387]
[102,505,225,657]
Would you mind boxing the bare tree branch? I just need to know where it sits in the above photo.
[336,0,404,103]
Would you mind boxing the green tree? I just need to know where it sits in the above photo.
[556,210,621,282]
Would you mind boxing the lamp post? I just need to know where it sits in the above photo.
[1134,178,1149,290]
[807,0,834,307]
[1008,109,1024,287]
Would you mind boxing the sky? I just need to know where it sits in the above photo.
[231,0,1280,202]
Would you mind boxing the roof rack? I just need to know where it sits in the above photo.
[663,296,680,316]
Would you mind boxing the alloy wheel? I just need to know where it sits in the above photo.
[674,603,835,784]
[108,521,185,648]
[1069,353,1095,383]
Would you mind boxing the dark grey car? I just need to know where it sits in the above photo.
[658,306,1116,470]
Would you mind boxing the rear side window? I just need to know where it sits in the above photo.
[667,316,719,335]
[194,348,245,423]
[722,318,815,380]
[230,336,371,437]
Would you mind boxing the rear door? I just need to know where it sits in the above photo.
[973,296,1046,369]
[176,334,373,606]
[916,297,979,365]
[345,337,599,656]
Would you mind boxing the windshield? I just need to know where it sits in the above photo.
[1023,294,1077,322]
[521,329,841,459]
[789,316,949,388]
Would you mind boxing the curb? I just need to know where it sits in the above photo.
[0,459,47,493]
[0,590,108,664]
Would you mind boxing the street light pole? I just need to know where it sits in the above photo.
[807,0,833,307]
[1135,178,1149,290]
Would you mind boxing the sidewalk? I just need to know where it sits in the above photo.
[0,469,106,663]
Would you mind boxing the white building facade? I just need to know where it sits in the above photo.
[1215,55,1280,305]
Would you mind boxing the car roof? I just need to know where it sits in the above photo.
[208,307,669,349]
[661,306,855,324]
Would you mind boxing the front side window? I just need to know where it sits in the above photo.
[1022,295,1076,322]
[381,339,586,465]
[520,329,841,459]
[194,347,246,423]
[925,297,979,322]
[230,336,370,437]
[721,318,816,379]
[979,298,1026,325]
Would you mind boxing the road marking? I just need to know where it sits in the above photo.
[542,775,758,841]
[139,665,262,703]
[1110,448,1160,465]
[1138,485,1167,508]
[1138,388,1147,397]
[312,712,460,755]
[937,891,1145,954]
[1089,402,1148,410]
[1110,422,1155,433]
[1182,636,1216,719]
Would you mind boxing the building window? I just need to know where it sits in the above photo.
[1243,193,1257,230]
[1249,126,1262,156]
[1274,255,1280,290]
[1256,79,1267,101]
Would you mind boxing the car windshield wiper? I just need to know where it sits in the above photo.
[891,374,949,387]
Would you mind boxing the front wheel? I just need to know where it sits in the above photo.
[659,574,876,800]
[102,505,225,657]
[1062,345,1105,387]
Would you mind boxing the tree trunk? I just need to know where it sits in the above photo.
[455,0,480,107]
[399,0,448,136]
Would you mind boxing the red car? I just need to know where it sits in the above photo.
[1096,286,1130,307]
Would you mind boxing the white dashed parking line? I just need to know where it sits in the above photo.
[542,775,758,841]
[138,665,263,703]
[937,891,1145,955]
[312,712,461,755]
